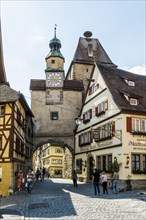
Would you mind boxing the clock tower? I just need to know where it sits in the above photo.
[45,26,65,104]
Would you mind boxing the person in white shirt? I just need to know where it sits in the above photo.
[101,171,108,194]
[26,169,34,194]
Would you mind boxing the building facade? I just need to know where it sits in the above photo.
[75,58,146,190]
[0,84,34,196]
[41,144,64,178]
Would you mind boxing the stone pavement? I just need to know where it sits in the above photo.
[0,178,146,220]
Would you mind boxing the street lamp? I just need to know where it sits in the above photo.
[75,117,83,125]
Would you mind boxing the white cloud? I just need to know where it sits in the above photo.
[123,65,146,76]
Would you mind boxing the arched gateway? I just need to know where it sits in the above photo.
[32,136,75,179]
[33,139,74,155]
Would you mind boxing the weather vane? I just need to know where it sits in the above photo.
[54,24,57,37]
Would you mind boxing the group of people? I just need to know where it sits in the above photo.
[92,168,119,195]
[18,168,119,195]
[35,167,46,181]
[17,167,49,194]
[17,169,34,194]
[71,168,119,195]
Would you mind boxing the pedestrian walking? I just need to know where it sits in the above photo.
[92,168,100,195]
[112,171,119,194]
[42,167,46,180]
[72,170,78,187]
[39,167,43,181]
[26,169,34,195]
[101,171,108,194]
[35,168,40,181]
[17,170,23,191]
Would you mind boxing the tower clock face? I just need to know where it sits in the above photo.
[48,73,62,87]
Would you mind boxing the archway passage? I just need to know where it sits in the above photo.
[32,139,74,180]
[33,139,74,155]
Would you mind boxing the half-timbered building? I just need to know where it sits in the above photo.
[0,22,34,197]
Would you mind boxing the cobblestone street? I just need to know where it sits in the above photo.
[0,178,146,220]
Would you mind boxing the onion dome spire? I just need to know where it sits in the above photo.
[47,24,64,60]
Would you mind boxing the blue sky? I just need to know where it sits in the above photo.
[0,0,145,106]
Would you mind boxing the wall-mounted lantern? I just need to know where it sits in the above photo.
[75,117,83,125]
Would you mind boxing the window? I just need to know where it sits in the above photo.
[51,60,55,64]
[95,100,108,116]
[88,83,99,95]
[0,136,2,149]
[55,148,63,153]
[17,108,24,127]
[76,159,82,174]
[141,120,146,132]
[143,155,146,171]
[52,159,62,164]
[96,154,112,172]
[42,150,46,157]
[125,79,135,86]
[132,118,140,132]
[88,43,93,57]
[132,154,140,171]
[93,123,113,142]
[21,142,24,154]
[83,109,92,123]
[0,105,4,116]
[129,98,138,105]
[54,170,62,176]
[73,72,76,79]
[51,112,58,120]
[107,155,112,171]
[103,156,106,171]
[132,154,146,173]
[79,131,92,146]
[16,138,20,152]
[127,117,146,134]
[128,81,135,86]
[97,156,101,170]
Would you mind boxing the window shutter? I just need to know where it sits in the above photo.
[88,87,92,95]
[90,109,92,119]
[127,117,132,132]
[95,106,98,116]
[79,135,81,146]
[83,113,85,122]
[104,99,108,110]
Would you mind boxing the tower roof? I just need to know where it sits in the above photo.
[0,20,8,84]
[73,36,116,67]
[46,26,64,60]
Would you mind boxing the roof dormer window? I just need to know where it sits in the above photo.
[125,79,135,86]
[88,43,93,57]
[128,80,135,86]
[129,98,138,105]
